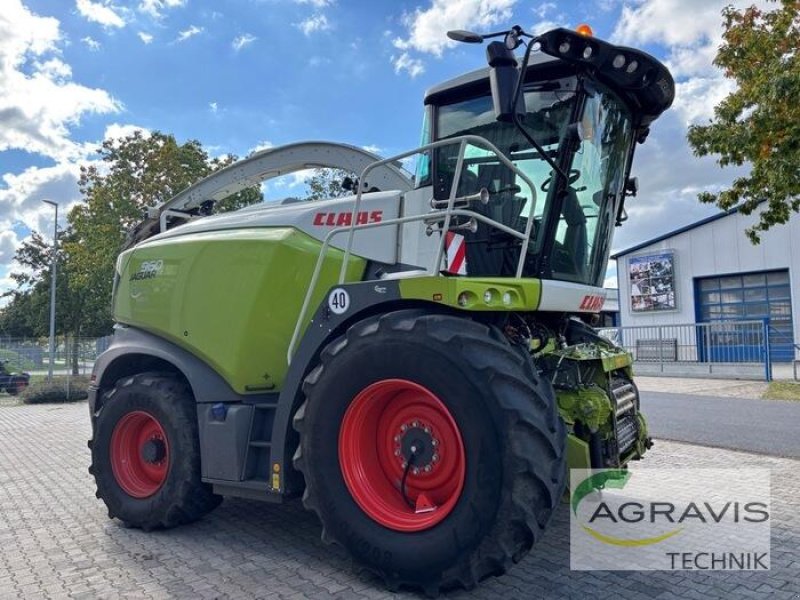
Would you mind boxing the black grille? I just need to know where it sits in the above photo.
[611,378,640,458]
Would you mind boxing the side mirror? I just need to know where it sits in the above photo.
[486,41,524,123]
[624,177,639,197]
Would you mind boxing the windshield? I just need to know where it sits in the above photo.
[428,80,633,287]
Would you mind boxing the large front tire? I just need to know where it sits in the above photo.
[293,312,566,593]
[89,373,221,530]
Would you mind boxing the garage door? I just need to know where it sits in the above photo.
[695,270,794,362]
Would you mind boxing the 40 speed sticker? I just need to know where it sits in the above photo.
[328,288,350,315]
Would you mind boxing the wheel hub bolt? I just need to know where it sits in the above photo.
[412,467,420,475]
[432,439,439,447]
[394,449,401,456]
[424,465,432,472]
[432,453,439,462]
[141,438,166,464]
[412,421,419,428]
[400,424,408,432]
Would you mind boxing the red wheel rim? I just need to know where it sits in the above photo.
[110,411,170,498]
[338,379,466,532]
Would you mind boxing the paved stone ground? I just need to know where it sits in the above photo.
[0,401,798,600]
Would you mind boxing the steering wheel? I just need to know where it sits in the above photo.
[541,169,581,192]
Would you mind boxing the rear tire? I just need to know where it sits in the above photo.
[293,311,566,593]
[89,372,221,530]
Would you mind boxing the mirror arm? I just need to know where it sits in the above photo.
[508,38,569,182]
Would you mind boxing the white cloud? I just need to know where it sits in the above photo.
[612,0,772,79]
[81,36,101,50]
[308,56,331,67]
[530,19,560,35]
[137,31,154,44]
[0,231,18,265]
[297,14,331,36]
[232,33,257,52]
[250,140,274,154]
[104,123,150,142]
[0,163,83,241]
[293,0,334,6]
[533,2,556,19]
[393,0,516,57]
[0,1,125,289]
[0,0,121,162]
[392,52,425,78]
[209,102,218,113]
[34,58,72,81]
[176,25,203,42]
[139,0,185,19]
[362,145,383,155]
[672,76,737,125]
[610,107,746,254]
[75,0,126,28]
[602,0,773,254]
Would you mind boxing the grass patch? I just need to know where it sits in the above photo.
[20,375,90,404]
[763,381,800,402]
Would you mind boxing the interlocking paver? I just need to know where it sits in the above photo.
[0,401,799,599]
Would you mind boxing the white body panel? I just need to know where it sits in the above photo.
[398,187,441,270]
[538,280,607,313]
[149,191,403,265]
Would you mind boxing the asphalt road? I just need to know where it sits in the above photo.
[641,391,800,458]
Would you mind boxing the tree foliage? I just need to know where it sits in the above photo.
[0,131,262,340]
[303,168,355,201]
[687,0,800,243]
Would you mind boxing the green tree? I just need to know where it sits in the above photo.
[67,131,262,335]
[0,230,90,373]
[1,131,262,349]
[303,168,355,200]
[687,0,800,242]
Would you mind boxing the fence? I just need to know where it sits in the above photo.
[598,320,772,381]
[0,335,112,381]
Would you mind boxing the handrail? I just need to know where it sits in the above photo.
[286,208,529,363]
[338,134,538,283]
[289,135,539,364]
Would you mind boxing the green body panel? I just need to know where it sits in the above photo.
[600,349,634,375]
[114,228,365,393]
[398,276,542,311]
[566,434,591,471]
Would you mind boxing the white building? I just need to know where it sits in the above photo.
[612,206,796,368]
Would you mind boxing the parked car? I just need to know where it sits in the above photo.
[0,359,30,396]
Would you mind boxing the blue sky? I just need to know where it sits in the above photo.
[0,0,764,297]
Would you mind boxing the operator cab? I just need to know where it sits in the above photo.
[416,27,674,288]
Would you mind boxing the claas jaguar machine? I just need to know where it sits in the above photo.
[88,23,673,593]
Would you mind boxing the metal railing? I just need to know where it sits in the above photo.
[288,135,539,363]
[598,320,772,381]
[0,335,112,390]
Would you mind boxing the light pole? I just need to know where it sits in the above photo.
[43,200,58,381]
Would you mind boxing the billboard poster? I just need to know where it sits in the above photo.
[629,251,676,312]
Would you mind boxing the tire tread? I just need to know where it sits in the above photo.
[293,311,566,594]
